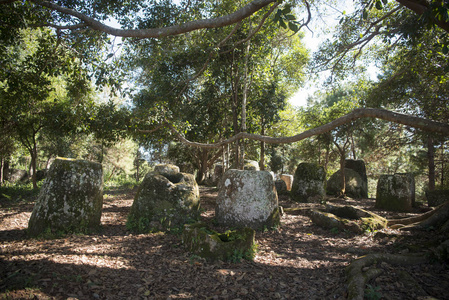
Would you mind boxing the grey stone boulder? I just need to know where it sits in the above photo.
[345,159,368,185]
[291,162,325,203]
[327,168,368,198]
[376,173,415,212]
[216,169,280,230]
[127,167,200,233]
[154,164,180,174]
[213,164,224,184]
[426,190,449,207]
[27,158,103,237]
[275,179,288,195]
[6,169,28,183]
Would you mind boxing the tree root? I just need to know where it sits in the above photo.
[346,253,428,300]
[387,201,449,230]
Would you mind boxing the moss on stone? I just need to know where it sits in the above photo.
[127,170,200,233]
[27,158,103,237]
[291,162,325,203]
[182,223,257,261]
[215,170,279,230]
[309,204,387,234]
[376,174,414,212]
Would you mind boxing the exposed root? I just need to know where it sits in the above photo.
[387,201,449,230]
[346,253,428,300]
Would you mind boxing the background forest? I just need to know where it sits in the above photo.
[1,0,448,201]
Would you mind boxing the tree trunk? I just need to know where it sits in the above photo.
[440,142,445,187]
[428,136,435,191]
[239,37,250,170]
[351,134,356,159]
[340,153,346,196]
[30,142,38,189]
[324,144,330,176]
[0,156,3,185]
[259,123,265,171]
[135,150,140,182]
[231,78,240,168]
[196,149,209,183]
[222,145,226,174]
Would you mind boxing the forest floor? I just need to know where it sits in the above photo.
[1,186,448,300]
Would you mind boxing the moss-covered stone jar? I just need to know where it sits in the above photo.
[182,223,257,261]
[27,158,103,237]
[215,169,280,230]
[291,162,325,203]
[127,167,200,233]
[376,173,415,212]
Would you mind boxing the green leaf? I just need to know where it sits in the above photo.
[443,45,449,54]
[362,9,368,19]
[279,19,287,29]
[285,14,296,20]
[282,5,292,14]
[382,0,388,4]
[288,22,299,33]
[375,1,383,10]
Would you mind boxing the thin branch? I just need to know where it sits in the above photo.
[225,2,280,49]
[171,1,278,100]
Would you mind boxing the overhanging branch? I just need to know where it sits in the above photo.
[162,108,449,149]
[27,0,278,38]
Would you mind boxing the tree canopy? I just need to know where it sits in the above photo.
[1,0,449,187]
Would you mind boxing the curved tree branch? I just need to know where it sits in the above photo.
[164,108,449,149]
[395,0,449,33]
[26,0,277,38]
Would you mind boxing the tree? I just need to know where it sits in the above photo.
[126,1,308,180]
[1,0,447,38]
[0,27,92,188]
[362,28,449,191]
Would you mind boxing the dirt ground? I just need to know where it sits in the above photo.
[1,186,448,300]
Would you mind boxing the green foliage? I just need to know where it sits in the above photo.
[272,4,301,33]
[269,147,284,174]
[126,0,309,171]
[330,227,340,235]
[126,215,152,233]
[364,284,382,300]
[0,182,41,203]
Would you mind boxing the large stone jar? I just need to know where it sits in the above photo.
[327,168,368,199]
[376,173,415,212]
[291,162,326,203]
[215,169,280,230]
[127,166,200,232]
[28,158,103,236]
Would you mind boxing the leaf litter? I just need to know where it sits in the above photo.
[0,186,448,299]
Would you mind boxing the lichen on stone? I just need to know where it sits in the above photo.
[291,162,325,203]
[127,167,200,233]
[27,158,103,237]
[376,173,415,212]
[309,204,387,234]
[215,169,280,230]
